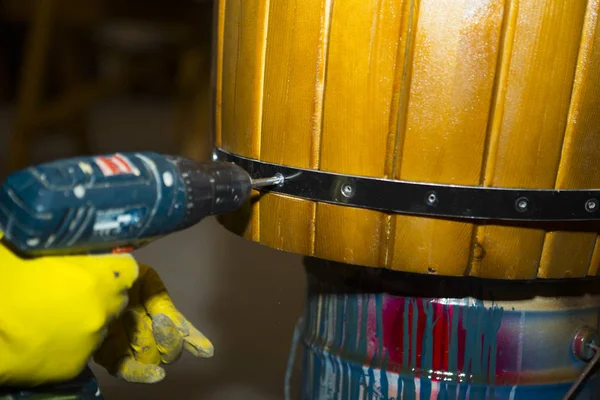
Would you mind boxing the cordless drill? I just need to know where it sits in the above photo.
[0,152,279,257]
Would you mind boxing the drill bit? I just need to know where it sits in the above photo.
[251,173,284,189]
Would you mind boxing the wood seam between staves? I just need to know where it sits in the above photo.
[553,0,600,277]
[384,0,420,268]
[467,0,519,278]
[311,0,335,257]
[213,0,226,148]
[464,0,514,276]
[253,0,271,243]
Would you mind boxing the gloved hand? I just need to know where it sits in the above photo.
[0,232,139,386]
[93,263,214,383]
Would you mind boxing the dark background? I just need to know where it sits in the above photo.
[0,1,305,398]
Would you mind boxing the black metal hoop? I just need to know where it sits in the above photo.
[214,148,600,222]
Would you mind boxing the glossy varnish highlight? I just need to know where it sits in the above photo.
[216,0,600,279]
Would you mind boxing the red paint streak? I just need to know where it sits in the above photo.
[432,302,448,377]
[457,307,466,373]
[414,300,427,376]
[382,298,405,365]
[408,300,415,371]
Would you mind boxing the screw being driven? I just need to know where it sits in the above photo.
[341,184,355,198]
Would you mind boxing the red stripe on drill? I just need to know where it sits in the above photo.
[97,157,119,175]
[113,154,133,173]
[96,155,134,176]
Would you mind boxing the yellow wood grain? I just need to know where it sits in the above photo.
[588,237,600,276]
[389,0,505,275]
[213,0,226,147]
[538,0,600,278]
[220,0,269,241]
[217,190,260,241]
[314,0,405,267]
[315,204,386,267]
[221,0,269,158]
[260,193,315,255]
[258,0,331,254]
[261,0,327,168]
[471,0,587,279]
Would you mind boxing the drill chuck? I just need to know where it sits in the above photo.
[167,158,252,230]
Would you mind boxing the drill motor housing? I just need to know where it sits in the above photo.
[0,153,251,257]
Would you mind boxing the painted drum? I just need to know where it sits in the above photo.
[213,0,600,280]
[300,258,600,399]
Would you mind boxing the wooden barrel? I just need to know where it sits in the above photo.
[213,0,600,280]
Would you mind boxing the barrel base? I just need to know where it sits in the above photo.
[302,350,600,400]
[301,257,600,399]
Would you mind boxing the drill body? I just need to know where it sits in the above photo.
[0,152,252,256]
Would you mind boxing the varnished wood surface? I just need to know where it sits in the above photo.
[216,0,600,279]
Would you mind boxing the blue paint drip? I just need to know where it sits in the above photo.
[404,299,417,398]
[438,382,449,400]
[368,364,375,400]
[359,295,371,400]
[334,294,346,397]
[447,304,459,400]
[375,294,389,399]
[411,299,418,369]
[456,300,505,400]
[420,299,434,400]
[459,303,474,400]
[344,293,358,400]
[314,289,326,400]
[487,304,504,399]
[324,295,337,398]
[473,303,485,377]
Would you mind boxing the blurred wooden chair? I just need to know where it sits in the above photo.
[4,0,110,171]
[3,0,213,172]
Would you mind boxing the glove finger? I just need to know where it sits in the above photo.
[138,265,213,358]
[152,313,184,364]
[138,263,171,315]
[96,318,165,383]
[122,309,161,365]
[182,321,215,358]
[93,320,131,376]
[116,357,166,384]
[140,265,214,357]
[154,308,214,358]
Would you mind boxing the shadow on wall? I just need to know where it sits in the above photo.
[91,218,306,400]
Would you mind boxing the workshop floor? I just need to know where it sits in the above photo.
[0,98,306,400]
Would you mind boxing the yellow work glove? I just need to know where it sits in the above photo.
[93,263,214,383]
[0,232,138,386]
